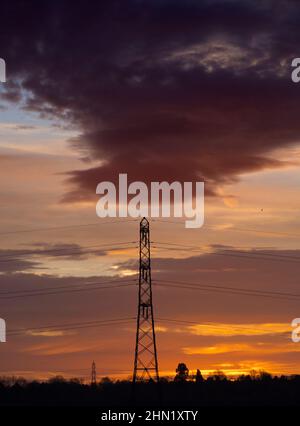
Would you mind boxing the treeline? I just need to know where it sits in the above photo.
[1,372,300,406]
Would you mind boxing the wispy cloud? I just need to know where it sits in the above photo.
[186,322,290,337]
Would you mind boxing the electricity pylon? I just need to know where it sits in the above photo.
[133,217,159,383]
[91,360,96,386]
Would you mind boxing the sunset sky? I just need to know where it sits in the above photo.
[0,0,300,381]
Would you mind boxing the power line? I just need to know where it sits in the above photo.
[46,367,131,373]
[154,241,300,260]
[154,281,299,302]
[153,242,300,264]
[0,277,137,296]
[150,219,300,238]
[155,278,300,300]
[0,219,138,237]
[0,276,295,302]
[216,247,300,261]
[0,273,297,302]
[0,241,138,263]
[0,367,132,376]
[1,217,297,239]
[220,226,300,239]
[0,277,290,303]
[5,314,289,339]
[8,321,134,337]
[0,218,300,241]
[0,282,136,300]
[7,317,136,337]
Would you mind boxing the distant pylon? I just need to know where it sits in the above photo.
[133,217,159,383]
[91,360,96,385]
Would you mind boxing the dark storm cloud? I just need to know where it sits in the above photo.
[0,243,108,273]
[0,257,40,273]
[1,0,300,200]
[21,242,108,260]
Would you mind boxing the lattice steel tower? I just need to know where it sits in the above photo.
[133,217,159,383]
[91,360,96,386]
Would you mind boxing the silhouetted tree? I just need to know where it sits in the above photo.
[207,370,227,382]
[195,369,204,383]
[258,371,272,381]
[0,372,299,407]
[174,363,189,382]
[48,375,66,384]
